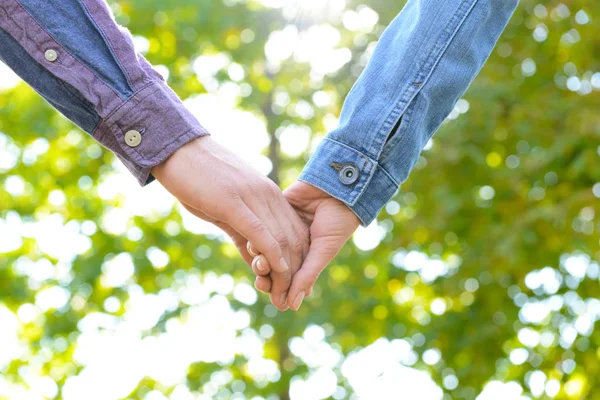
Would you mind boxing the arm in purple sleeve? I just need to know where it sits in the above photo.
[0,0,209,184]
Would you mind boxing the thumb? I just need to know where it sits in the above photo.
[286,237,344,311]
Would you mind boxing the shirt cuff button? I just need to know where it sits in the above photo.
[339,163,359,185]
[124,130,142,148]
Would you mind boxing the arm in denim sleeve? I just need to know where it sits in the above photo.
[0,0,208,185]
[299,0,519,225]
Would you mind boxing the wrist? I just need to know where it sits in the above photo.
[151,135,212,181]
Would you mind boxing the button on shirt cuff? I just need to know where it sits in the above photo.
[93,81,209,185]
[299,138,399,226]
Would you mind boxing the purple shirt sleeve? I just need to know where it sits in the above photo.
[0,0,209,185]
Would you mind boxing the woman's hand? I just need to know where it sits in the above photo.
[248,181,360,310]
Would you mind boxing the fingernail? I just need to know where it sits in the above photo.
[280,293,288,308]
[292,292,305,311]
[247,242,257,257]
[256,258,265,273]
[279,257,289,272]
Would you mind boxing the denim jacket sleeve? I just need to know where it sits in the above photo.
[299,0,519,226]
[0,0,209,185]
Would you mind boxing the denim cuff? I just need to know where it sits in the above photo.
[93,81,210,185]
[299,138,399,226]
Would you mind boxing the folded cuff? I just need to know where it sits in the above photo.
[299,138,399,226]
[93,81,209,185]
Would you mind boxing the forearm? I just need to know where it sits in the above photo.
[300,0,519,225]
[0,0,208,184]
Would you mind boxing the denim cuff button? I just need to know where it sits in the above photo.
[338,163,359,185]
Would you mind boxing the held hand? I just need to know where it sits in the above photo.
[249,181,360,310]
[151,136,309,310]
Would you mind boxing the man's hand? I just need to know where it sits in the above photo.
[151,136,309,310]
[249,181,360,310]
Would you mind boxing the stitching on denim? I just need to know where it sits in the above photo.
[374,0,477,150]
[370,0,479,162]
[318,137,379,203]
[351,199,374,226]
[300,172,362,204]
[377,162,399,187]
[304,141,376,203]
[323,137,375,165]
[76,0,135,96]
[310,138,400,220]
[348,203,371,227]
[380,98,417,161]
[351,168,399,225]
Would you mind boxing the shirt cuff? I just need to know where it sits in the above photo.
[299,138,399,226]
[92,81,209,185]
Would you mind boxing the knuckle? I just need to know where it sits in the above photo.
[243,178,268,198]
[248,218,265,234]
[219,181,239,201]
[262,177,277,189]
[210,205,227,220]
[268,239,282,254]
[214,196,241,221]
[247,181,263,198]
[260,178,281,198]
[273,231,289,248]
[283,228,307,259]
[268,180,282,195]
[290,238,304,255]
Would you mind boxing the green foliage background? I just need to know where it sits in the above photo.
[0,0,599,399]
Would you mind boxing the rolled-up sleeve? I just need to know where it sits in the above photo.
[0,0,209,185]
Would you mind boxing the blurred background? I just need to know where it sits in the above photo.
[0,0,599,399]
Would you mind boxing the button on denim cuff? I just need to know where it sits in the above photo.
[300,0,519,226]
[299,138,398,226]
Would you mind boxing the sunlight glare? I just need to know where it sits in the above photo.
[256,0,346,22]
[341,339,443,400]
[0,306,21,368]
